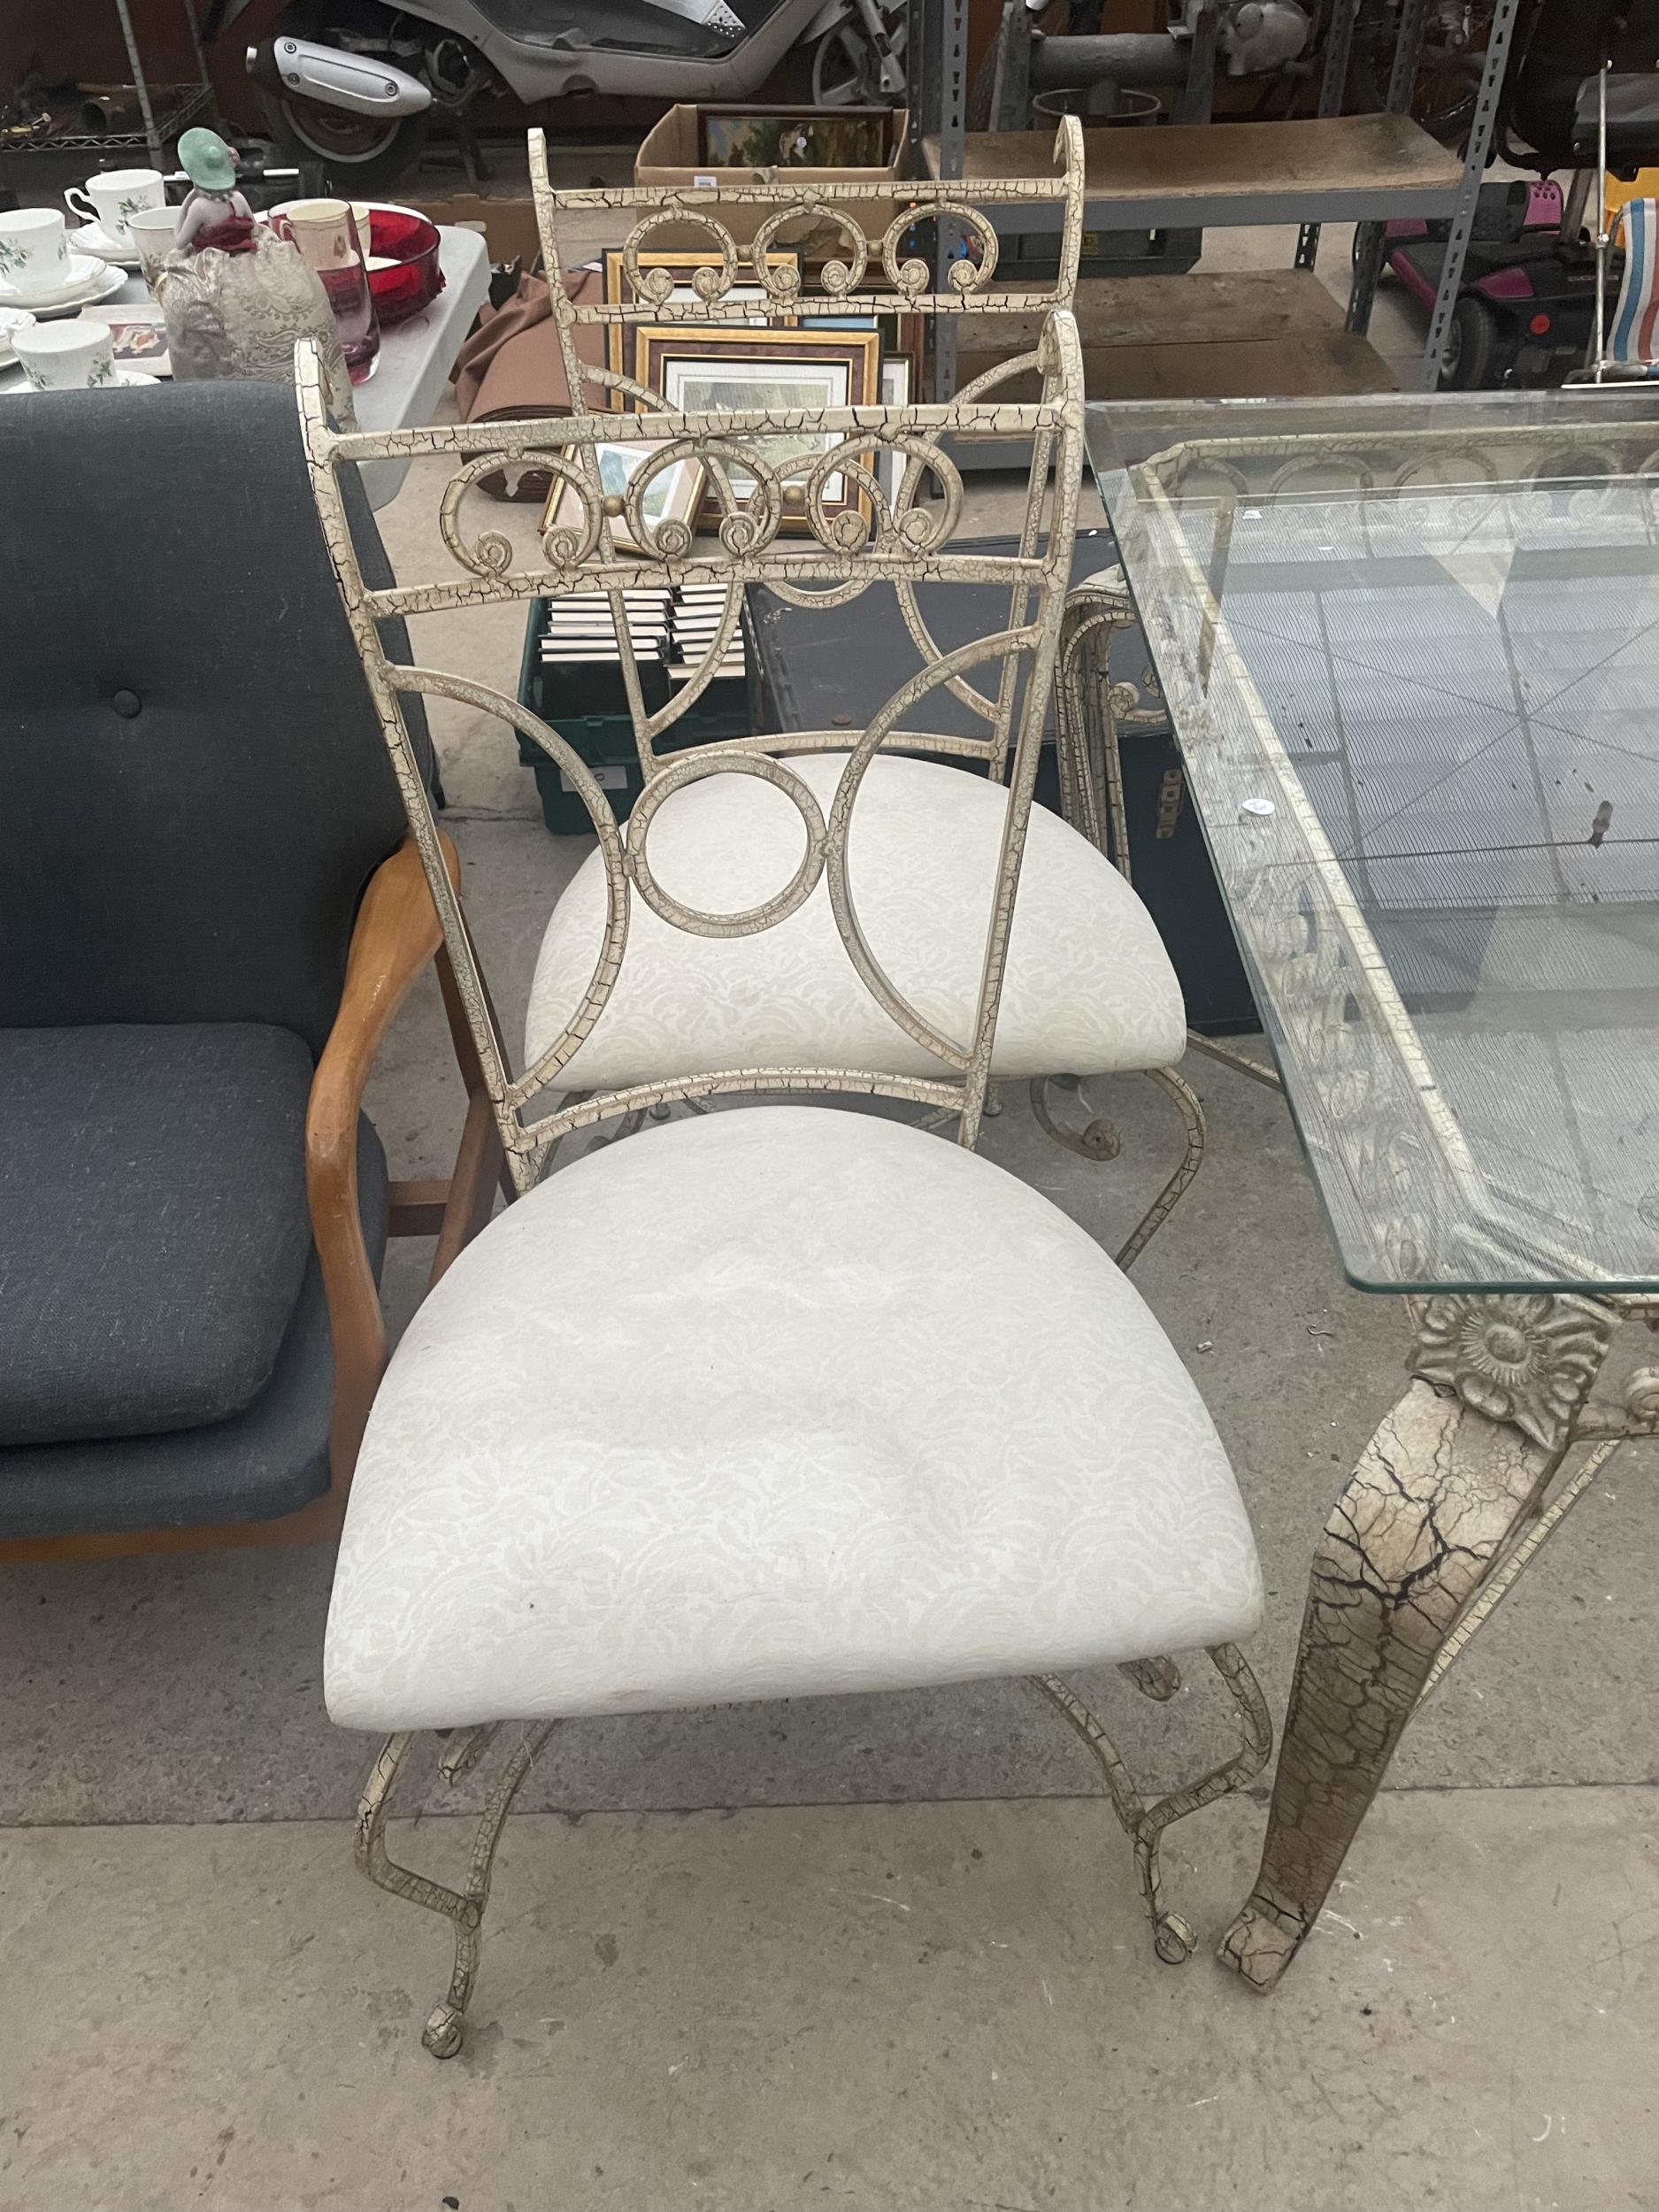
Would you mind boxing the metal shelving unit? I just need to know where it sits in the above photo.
[3,0,215,167]
[912,0,1526,406]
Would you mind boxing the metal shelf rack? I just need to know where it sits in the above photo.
[911,0,1527,406]
[3,0,216,167]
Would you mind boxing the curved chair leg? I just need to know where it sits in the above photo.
[354,1721,557,2057]
[1114,1068,1204,1271]
[1031,1646,1271,1964]
[1029,1066,1207,1271]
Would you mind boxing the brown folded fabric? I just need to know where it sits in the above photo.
[452,265,611,499]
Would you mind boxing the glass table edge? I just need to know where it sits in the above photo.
[1084,396,1659,1300]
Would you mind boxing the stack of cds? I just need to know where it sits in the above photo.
[536,584,746,683]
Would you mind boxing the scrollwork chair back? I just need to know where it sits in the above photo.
[296,303,1087,1195]
[519,115,1086,790]
[528,113,1085,424]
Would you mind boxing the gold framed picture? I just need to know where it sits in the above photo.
[629,323,881,534]
[541,440,709,557]
[698,109,888,170]
[878,352,912,509]
[600,247,799,310]
[600,249,799,408]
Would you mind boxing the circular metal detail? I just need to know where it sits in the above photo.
[626,753,828,938]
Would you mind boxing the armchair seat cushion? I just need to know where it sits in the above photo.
[0,1023,317,1447]
[325,1105,1262,1733]
[524,751,1187,1093]
[0,1117,388,1539]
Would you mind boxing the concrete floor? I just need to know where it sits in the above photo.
[5,178,1657,2210]
[5,1790,1658,2212]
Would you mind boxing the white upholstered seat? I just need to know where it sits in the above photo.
[325,1106,1262,1732]
[524,751,1186,1091]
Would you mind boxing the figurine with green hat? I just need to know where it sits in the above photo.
[173,127,254,256]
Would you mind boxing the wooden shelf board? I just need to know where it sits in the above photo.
[955,270,1402,405]
[924,114,1461,231]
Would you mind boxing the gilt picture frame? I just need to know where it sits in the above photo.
[601,248,800,405]
[629,323,881,534]
[698,110,888,170]
[541,439,709,557]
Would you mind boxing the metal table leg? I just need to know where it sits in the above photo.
[1219,1290,1620,1991]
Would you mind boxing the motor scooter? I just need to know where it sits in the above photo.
[203,0,907,193]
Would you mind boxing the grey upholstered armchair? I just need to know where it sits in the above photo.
[0,380,493,1562]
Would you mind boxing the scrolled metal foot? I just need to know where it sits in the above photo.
[424,2002,467,2059]
[1027,1068,1207,1269]
[1031,1644,1271,1965]
[354,1720,557,2057]
[1153,1910,1197,1965]
[1030,1073,1121,1161]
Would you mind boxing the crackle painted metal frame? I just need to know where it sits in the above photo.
[300,124,1272,2056]
[1219,1286,1659,1993]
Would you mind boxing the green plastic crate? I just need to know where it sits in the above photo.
[515,595,753,835]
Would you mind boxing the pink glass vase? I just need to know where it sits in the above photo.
[270,197,380,383]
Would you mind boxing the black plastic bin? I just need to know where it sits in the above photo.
[515,593,754,835]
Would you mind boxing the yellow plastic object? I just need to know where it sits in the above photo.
[1606,168,1659,228]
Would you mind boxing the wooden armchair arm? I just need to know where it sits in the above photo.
[307,833,460,1485]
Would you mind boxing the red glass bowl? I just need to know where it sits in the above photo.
[365,205,444,326]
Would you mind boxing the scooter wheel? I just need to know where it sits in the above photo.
[1441,296,1500,390]
[252,0,433,197]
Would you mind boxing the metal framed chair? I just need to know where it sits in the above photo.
[299,288,1266,2060]
[521,118,1207,1252]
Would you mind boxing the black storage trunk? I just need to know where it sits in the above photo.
[745,528,1256,1036]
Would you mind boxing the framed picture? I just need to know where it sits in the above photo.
[792,301,924,408]
[878,353,912,509]
[630,324,880,533]
[541,440,708,557]
[601,249,798,404]
[699,109,888,170]
[601,248,798,311]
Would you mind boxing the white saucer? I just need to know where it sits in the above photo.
[69,221,142,270]
[4,368,160,396]
[0,256,123,316]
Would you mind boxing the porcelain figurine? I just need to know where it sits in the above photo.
[172,128,253,256]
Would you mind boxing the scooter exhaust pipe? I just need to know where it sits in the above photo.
[246,35,433,118]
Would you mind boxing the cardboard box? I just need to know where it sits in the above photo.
[407,191,544,270]
[633,104,910,252]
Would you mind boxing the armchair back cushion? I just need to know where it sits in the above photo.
[0,380,429,1057]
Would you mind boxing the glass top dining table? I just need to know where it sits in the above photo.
[1087,387,1659,1296]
